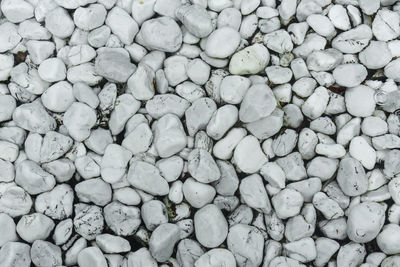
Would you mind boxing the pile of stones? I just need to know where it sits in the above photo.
[0,0,400,266]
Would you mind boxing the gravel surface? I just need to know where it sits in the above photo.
[0,0,400,266]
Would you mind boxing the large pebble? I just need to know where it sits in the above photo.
[127,161,169,196]
[240,174,272,214]
[359,41,392,69]
[149,223,181,262]
[347,202,385,243]
[16,213,54,243]
[272,188,304,219]
[301,86,329,120]
[74,203,104,241]
[194,248,235,267]
[239,83,277,123]
[0,213,16,246]
[234,135,268,173]
[31,240,62,267]
[63,103,97,141]
[337,157,368,196]
[75,178,112,206]
[16,160,55,195]
[74,4,106,31]
[377,224,400,255]
[0,22,21,53]
[35,184,74,220]
[13,102,56,134]
[333,64,367,87]
[41,81,75,113]
[229,44,270,75]
[1,0,33,23]
[127,63,155,100]
[205,27,241,58]
[104,202,141,236]
[332,24,372,53]
[154,114,187,157]
[40,131,73,163]
[95,48,136,83]
[77,247,107,267]
[372,10,400,41]
[0,242,31,267]
[0,95,16,122]
[227,224,264,266]
[176,5,213,38]
[194,204,228,248]
[185,97,217,136]
[349,136,376,170]
[44,7,74,38]
[105,7,138,45]
[136,17,182,52]
[345,85,376,117]
[188,149,220,183]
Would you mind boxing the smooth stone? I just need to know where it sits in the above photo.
[15,160,55,195]
[31,240,62,267]
[345,85,376,117]
[234,135,268,174]
[73,204,104,240]
[188,149,221,183]
[0,22,21,53]
[229,44,270,75]
[205,27,240,58]
[95,48,136,83]
[194,248,235,267]
[104,202,141,236]
[272,188,304,219]
[0,242,31,267]
[16,213,54,243]
[332,24,372,53]
[75,178,112,206]
[63,103,97,141]
[13,102,56,134]
[96,234,130,254]
[372,10,400,41]
[377,224,400,255]
[149,223,181,262]
[176,4,213,38]
[105,6,139,44]
[35,184,74,220]
[337,157,368,196]
[127,161,169,196]
[136,16,182,52]
[194,204,228,248]
[359,41,392,69]
[154,114,187,158]
[127,63,155,100]
[40,131,73,163]
[349,136,376,170]
[44,7,74,38]
[227,223,265,266]
[0,213,17,246]
[74,4,106,31]
[347,202,385,243]
[78,247,107,267]
[240,174,272,214]
[333,64,367,87]
[239,83,277,123]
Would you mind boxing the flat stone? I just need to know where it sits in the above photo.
[95,48,136,83]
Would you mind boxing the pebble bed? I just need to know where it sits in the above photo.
[0,0,400,266]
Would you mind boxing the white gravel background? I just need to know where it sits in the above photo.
[0,0,400,266]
